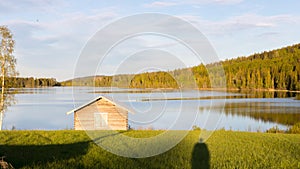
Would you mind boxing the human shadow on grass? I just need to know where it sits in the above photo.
[191,139,210,169]
[0,141,90,168]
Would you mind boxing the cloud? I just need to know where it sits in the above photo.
[7,11,299,80]
[257,32,280,38]
[179,14,295,36]
[99,49,189,75]
[177,13,300,60]
[144,0,244,8]
[2,0,299,81]
[3,9,119,81]
[212,0,243,5]
[144,1,178,8]
[0,0,66,14]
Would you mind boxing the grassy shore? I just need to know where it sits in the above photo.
[0,130,299,169]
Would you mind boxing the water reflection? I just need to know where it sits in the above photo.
[202,102,300,126]
[137,91,299,101]
[0,89,16,130]
[230,90,298,98]
[296,93,300,100]
[2,87,300,131]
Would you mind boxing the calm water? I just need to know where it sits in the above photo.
[2,87,300,131]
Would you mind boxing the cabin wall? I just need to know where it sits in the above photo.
[74,98,128,130]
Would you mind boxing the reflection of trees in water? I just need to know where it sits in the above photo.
[193,91,298,100]
[296,94,300,100]
[0,90,16,130]
[229,91,297,98]
[201,102,300,126]
[227,111,300,126]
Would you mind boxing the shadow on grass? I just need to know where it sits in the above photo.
[191,141,210,169]
[0,141,90,168]
[92,130,128,143]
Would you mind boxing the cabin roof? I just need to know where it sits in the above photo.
[66,96,134,115]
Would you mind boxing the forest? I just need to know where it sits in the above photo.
[2,77,60,88]
[61,43,300,91]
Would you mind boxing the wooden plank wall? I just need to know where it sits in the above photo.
[74,98,128,130]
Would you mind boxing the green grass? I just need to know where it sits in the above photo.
[0,130,299,169]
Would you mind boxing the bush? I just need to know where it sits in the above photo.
[266,126,286,133]
[288,123,300,134]
[192,125,201,131]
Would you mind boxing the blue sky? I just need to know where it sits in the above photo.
[1,0,300,81]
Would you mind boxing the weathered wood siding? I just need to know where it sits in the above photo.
[74,98,128,130]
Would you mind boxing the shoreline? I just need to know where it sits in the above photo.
[57,85,300,93]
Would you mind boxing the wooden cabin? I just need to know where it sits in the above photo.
[67,96,130,130]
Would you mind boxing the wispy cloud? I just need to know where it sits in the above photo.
[180,14,295,36]
[4,9,119,80]
[1,0,299,80]
[0,0,66,14]
[144,0,244,8]
[212,0,243,5]
[144,1,178,8]
[177,13,300,59]
[257,32,280,38]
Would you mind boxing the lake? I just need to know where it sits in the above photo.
[2,87,300,131]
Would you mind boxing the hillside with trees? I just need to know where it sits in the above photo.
[220,44,300,90]
[61,43,300,91]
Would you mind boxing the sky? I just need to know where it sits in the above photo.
[1,0,300,81]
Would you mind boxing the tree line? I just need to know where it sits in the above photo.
[61,43,300,91]
[2,77,60,88]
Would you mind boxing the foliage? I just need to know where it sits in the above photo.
[266,123,300,134]
[61,43,300,91]
[0,26,17,130]
[265,126,286,133]
[288,122,300,134]
[3,77,61,88]
[0,26,17,79]
[0,130,299,168]
[130,71,179,88]
[192,125,201,130]
[221,44,300,91]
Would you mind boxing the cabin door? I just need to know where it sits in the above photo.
[94,112,108,129]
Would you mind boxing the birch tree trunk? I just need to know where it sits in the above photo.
[0,61,5,130]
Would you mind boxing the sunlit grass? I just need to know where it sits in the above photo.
[0,130,299,168]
